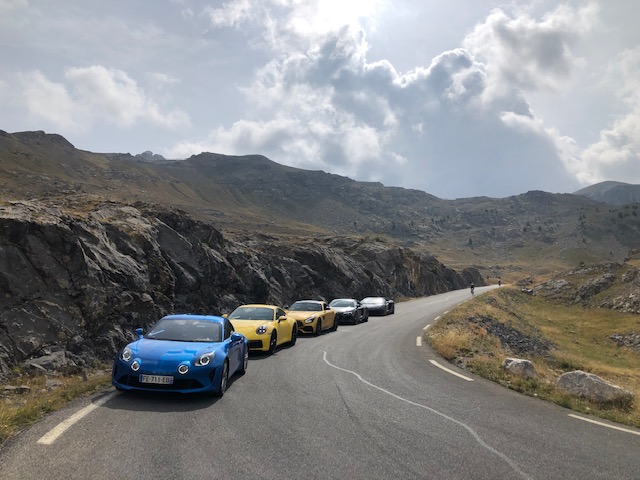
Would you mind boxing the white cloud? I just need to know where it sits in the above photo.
[3,1,637,197]
[19,66,190,132]
[463,2,598,100]
[577,47,640,185]
[173,1,601,197]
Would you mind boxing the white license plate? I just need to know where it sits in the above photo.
[139,374,174,385]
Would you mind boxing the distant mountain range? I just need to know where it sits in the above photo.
[574,181,640,206]
[1,129,639,280]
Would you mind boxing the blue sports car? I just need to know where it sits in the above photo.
[112,314,249,396]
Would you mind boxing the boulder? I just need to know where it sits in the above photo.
[503,358,537,379]
[557,370,634,408]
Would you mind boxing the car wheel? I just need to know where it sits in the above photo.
[216,361,229,397]
[314,319,322,336]
[239,348,249,375]
[289,326,297,346]
[353,312,359,325]
[268,332,277,354]
[332,317,338,331]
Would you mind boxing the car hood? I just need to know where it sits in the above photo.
[231,320,273,334]
[287,311,319,320]
[130,339,215,360]
[331,306,355,313]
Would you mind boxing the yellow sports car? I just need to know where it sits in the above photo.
[227,304,297,354]
[286,300,337,336]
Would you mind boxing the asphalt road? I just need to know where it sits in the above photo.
[2,287,640,479]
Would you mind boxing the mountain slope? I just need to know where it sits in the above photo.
[2,130,640,280]
[574,181,640,205]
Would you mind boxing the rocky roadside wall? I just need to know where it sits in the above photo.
[0,200,481,378]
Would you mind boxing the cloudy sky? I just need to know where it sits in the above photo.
[1,0,638,198]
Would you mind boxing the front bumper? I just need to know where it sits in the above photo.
[112,359,223,394]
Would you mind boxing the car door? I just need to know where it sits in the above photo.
[275,307,291,343]
[322,302,335,329]
[224,319,241,372]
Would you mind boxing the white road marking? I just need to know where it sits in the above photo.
[429,360,474,382]
[322,352,531,480]
[444,310,449,314]
[423,324,431,330]
[416,336,422,347]
[37,392,117,445]
[434,316,441,322]
[568,414,640,436]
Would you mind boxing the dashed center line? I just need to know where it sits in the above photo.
[416,336,422,347]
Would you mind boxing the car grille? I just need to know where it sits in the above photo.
[248,340,264,349]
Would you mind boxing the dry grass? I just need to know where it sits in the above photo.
[426,288,640,428]
[0,369,111,446]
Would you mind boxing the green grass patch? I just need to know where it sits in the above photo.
[426,288,640,428]
[0,368,111,446]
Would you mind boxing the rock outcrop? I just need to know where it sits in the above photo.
[0,199,480,378]
[502,357,537,379]
[557,370,634,409]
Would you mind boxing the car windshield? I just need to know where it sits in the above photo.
[145,319,222,342]
[362,297,385,305]
[330,299,356,307]
[229,307,275,321]
[289,301,322,312]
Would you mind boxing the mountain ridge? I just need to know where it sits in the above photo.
[2,129,639,280]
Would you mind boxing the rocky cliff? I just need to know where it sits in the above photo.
[0,198,480,377]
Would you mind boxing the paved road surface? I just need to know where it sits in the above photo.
[2,287,639,479]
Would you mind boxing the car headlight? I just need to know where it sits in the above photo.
[304,316,315,324]
[344,310,353,315]
[256,325,268,335]
[178,364,189,374]
[195,352,215,367]
[121,347,133,362]
[131,360,140,372]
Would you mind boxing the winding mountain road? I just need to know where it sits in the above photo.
[2,287,639,479]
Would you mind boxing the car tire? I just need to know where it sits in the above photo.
[289,326,297,346]
[268,332,277,354]
[215,360,229,397]
[332,317,338,331]
[238,348,248,375]
[315,319,322,336]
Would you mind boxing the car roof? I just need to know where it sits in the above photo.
[235,304,278,309]
[292,299,323,304]
[161,314,225,324]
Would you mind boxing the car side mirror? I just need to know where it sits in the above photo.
[278,315,287,322]
[222,313,228,318]
[231,332,242,341]
[135,327,144,339]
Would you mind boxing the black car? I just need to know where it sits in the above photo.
[361,296,394,316]
[329,298,368,324]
